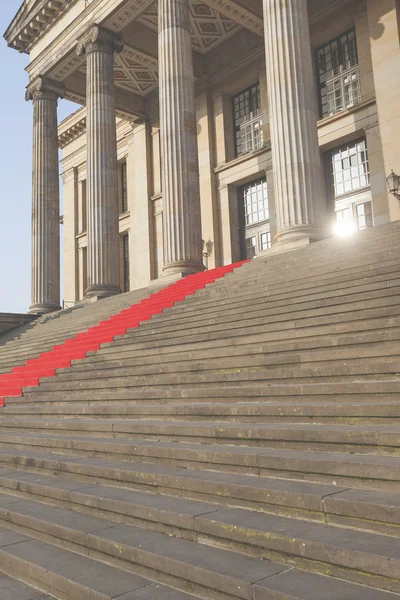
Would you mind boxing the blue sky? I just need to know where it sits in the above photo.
[0,2,78,313]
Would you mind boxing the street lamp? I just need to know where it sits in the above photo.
[386,170,400,200]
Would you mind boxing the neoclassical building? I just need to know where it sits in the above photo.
[5,0,400,313]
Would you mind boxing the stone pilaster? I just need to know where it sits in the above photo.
[26,76,65,315]
[159,0,204,276]
[77,26,123,299]
[263,0,325,245]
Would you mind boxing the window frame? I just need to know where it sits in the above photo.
[121,161,128,214]
[241,178,269,228]
[324,137,370,201]
[122,233,130,293]
[233,83,264,158]
[316,28,361,119]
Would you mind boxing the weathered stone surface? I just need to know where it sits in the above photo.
[159,0,204,275]
[77,26,123,299]
[263,0,325,244]
[26,76,65,315]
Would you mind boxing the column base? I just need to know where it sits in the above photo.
[85,285,121,302]
[29,303,61,315]
[162,260,206,280]
[275,224,326,246]
[259,225,327,259]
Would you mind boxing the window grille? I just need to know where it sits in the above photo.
[233,84,263,156]
[121,162,128,213]
[260,231,272,251]
[317,29,361,118]
[356,201,373,230]
[122,234,130,292]
[245,236,257,259]
[327,139,369,198]
[242,179,269,226]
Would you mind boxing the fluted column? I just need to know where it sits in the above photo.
[26,76,64,314]
[77,26,123,298]
[159,0,204,276]
[263,0,325,244]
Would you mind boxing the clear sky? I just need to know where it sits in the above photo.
[0,2,79,314]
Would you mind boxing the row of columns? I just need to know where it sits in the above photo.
[27,0,323,314]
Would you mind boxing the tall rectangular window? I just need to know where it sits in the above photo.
[233,84,263,156]
[316,29,360,118]
[356,201,373,230]
[242,179,269,226]
[122,233,130,292]
[121,161,128,213]
[327,139,369,198]
[245,236,257,259]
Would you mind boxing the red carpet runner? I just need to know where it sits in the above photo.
[0,262,248,407]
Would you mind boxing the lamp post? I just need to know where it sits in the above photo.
[386,170,400,200]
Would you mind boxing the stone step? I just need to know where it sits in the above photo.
[1,296,396,376]
[108,304,400,347]
[2,254,400,366]
[163,268,400,313]
[0,442,398,494]
[21,368,400,396]
[131,288,400,334]
[0,491,399,593]
[0,526,201,600]
[6,284,400,360]
[47,357,400,384]
[0,499,290,600]
[2,400,400,425]
[13,386,400,406]
[1,463,400,536]
[90,318,400,361]
[78,335,400,369]
[108,309,400,349]
[65,344,400,377]
[172,269,400,314]
[0,418,398,454]
[0,570,54,599]
[3,272,400,367]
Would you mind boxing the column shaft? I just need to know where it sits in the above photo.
[263,0,325,244]
[159,0,204,275]
[77,26,123,298]
[26,76,64,314]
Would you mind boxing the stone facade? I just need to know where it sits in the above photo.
[5,0,400,309]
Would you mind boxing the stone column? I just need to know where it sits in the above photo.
[77,26,123,299]
[159,0,204,276]
[263,0,325,245]
[26,76,65,314]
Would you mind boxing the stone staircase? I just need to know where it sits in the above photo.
[0,222,400,599]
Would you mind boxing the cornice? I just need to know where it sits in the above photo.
[59,116,87,149]
[4,0,79,54]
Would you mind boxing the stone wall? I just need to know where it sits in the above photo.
[0,314,36,338]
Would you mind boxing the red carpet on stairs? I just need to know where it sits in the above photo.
[0,261,248,407]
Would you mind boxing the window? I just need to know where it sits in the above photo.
[336,207,351,222]
[234,84,263,156]
[317,29,361,118]
[260,231,272,251]
[242,179,269,226]
[79,180,87,233]
[327,139,369,198]
[122,234,130,292]
[356,201,373,230]
[246,236,257,259]
[121,161,128,213]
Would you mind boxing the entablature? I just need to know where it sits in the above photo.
[4,0,79,54]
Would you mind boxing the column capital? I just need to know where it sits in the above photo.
[76,25,124,56]
[25,76,65,102]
